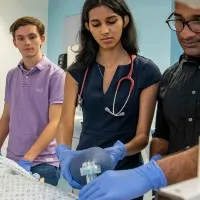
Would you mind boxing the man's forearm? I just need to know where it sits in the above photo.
[157,146,198,185]
[150,137,169,157]
[23,121,58,161]
[0,119,9,148]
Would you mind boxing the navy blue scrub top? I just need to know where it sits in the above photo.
[68,55,161,170]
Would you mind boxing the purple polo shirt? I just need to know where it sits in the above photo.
[5,56,65,167]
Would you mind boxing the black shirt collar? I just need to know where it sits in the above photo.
[179,54,200,65]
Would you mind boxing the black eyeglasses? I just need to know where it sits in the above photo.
[166,13,200,33]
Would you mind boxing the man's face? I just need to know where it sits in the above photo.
[13,25,45,59]
[175,3,200,57]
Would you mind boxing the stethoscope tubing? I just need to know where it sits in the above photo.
[78,55,135,117]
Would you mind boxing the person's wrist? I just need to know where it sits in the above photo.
[18,159,33,168]
[56,144,71,157]
[151,154,163,161]
[115,140,127,160]
[23,154,34,162]
[57,144,71,151]
[18,159,33,172]
[148,160,167,190]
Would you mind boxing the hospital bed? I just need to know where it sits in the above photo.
[0,156,78,200]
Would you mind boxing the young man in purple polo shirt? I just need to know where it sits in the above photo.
[0,16,65,186]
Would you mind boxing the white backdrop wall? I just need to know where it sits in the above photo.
[0,0,48,114]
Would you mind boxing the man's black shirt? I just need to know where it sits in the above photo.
[153,55,200,154]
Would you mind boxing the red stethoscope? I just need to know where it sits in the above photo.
[78,55,135,117]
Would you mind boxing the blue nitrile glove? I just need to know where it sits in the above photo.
[32,173,41,180]
[56,144,83,189]
[151,154,162,161]
[79,160,167,200]
[104,140,127,169]
[18,159,33,172]
[150,154,163,198]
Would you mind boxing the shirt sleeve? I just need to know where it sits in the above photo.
[142,60,162,89]
[4,70,12,103]
[67,70,79,83]
[152,98,170,141]
[67,69,86,94]
[49,69,66,105]
[152,69,172,141]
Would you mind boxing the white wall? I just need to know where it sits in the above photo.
[0,0,48,114]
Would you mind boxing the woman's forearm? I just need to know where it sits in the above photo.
[56,120,74,147]
[125,134,149,156]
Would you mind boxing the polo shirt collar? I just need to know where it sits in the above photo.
[17,55,48,71]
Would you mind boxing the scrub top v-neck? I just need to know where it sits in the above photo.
[68,55,161,170]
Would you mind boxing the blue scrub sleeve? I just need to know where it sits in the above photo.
[68,70,81,83]
[67,70,85,93]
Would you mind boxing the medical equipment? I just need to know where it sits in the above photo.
[157,178,200,200]
[80,160,101,184]
[78,55,135,117]
[0,156,78,200]
[70,147,112,186]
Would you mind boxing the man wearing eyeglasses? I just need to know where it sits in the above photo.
[150,1,200,167]
[149,1,200,199]
[78,1,200,200]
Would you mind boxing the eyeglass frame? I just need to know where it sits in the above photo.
[166,12,200,33]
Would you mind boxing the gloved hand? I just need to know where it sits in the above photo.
[150,154,163,198]
[104,140,127,169]
[32,172,41,180]
[151,154,162,161]
[78,160,167,200]
[18,159,33,172]
[56,144,83,189]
